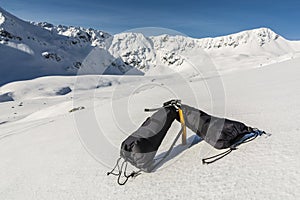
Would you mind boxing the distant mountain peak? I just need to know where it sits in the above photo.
[32,22,111,47]
[196,27,280,50]
[230,27,280,42]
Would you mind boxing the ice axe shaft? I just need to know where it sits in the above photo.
[178,108,187,145]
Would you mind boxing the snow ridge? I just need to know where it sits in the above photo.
[32,22,110,47]
[198,28,280,49]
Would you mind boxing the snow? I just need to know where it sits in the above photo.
[0,12,5,25]
[198,27,280,49]
[0,6,300,200]
[1,57,300,199]
[32,22,110,47]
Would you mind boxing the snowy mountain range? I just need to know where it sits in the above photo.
[1,6,300,86]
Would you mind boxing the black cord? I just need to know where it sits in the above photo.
[202,148,234,164]
[106,157,122,176]
[202,132,260,165]
[107,157,142,186]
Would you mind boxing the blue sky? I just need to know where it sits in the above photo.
[1,0,300,39]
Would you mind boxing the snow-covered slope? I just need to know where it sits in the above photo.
[199,28,300,71]
[0,57,300,199]
[0,7,142,86]
[32,22,110,47]
[104,27,300,78]
[150,28,300,73]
